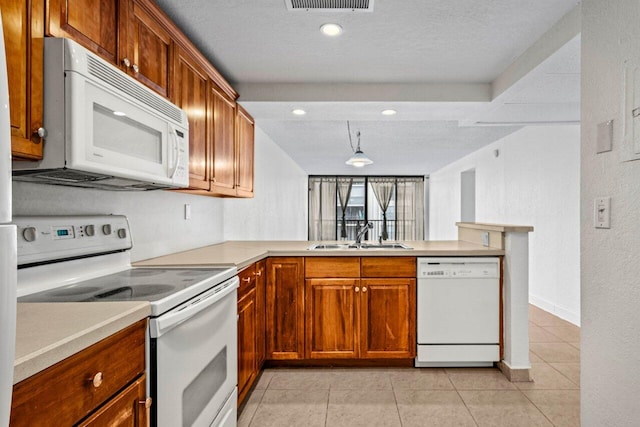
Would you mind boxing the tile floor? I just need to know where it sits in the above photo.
[238,305,580,427]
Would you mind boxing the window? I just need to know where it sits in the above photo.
[308,176,425,241]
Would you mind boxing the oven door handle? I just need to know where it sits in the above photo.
[151,276,239,338]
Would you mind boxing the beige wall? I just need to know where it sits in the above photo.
[582,1,640,425]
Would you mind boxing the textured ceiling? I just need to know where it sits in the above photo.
[154,0,581,174]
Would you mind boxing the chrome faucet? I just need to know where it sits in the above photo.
[354,222,373,246]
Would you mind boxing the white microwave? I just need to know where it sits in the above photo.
[13,38,189,190]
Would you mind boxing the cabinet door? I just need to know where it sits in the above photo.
[123,0,172,97]
[237,287,257,401]
[266,257,304,360]
[255,260,267,368]
[46,0,120,64]
[77,375,148,427]
[173,47,210,190]
[2,0,44,159]
[209,83,237,196]
[360,278,416,359]
[305,279,360,359]
[235,105,254,198]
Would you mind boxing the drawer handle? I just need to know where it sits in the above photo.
[255,270,262,277]
[139,397,153,409]
[242,277,251,283]
[91,372,103,388]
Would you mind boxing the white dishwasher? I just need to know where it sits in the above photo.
[416,257,500,367]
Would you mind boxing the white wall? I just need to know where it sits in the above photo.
[12,125,307,261]
[582,1,640,424]
[429,125,581,325]
[223,126,307,240]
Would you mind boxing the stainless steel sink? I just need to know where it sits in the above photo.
[359,243,413,249]
[308,243,412,250]
[308,244,356,250]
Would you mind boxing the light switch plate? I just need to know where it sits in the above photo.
[184,204,191,220]
[597,120,613,153]
[594,197,611,229]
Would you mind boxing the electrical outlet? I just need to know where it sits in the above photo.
[481,231,490,247]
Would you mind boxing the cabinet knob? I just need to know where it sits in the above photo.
[34,127,47,139]
[139,397,152,409]
[122,57,131,68]
[362,286,367,293]
[355,287,360,293]
[255,270,262,277]
[91,372,103,388]
[132,64,139,73]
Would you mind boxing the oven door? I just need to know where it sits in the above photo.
[149,276,238,427]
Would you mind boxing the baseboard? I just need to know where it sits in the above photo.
[497,361,531,382]
[529,294,580,326]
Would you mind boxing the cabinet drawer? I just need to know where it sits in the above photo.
[239,263,257,297]
[10,319,146,426]
[305,257,360,278]
[361,257,417,278]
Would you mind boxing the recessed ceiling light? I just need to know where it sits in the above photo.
[381,109,397,116]
[320,23,343,37]
[292,109,306,116]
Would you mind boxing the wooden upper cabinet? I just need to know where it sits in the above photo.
[266,257,305,360]
[360,278,416,359]
[209,83,237,196]
[305,279,359,359]
[235,105,254,198]
[2,0,44,159]
[123,0,172,97]
[46,0,120,64]
[173,47,210,190]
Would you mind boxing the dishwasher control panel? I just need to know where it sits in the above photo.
[418,258,500,279]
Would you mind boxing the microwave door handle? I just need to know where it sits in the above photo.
[168,127,180,179]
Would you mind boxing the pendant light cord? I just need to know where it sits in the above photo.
[347,121,361,153]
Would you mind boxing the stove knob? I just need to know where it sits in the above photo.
[22,227,37,242]
[117,228,127,239]
[102,224,112,235]
[85,225,95,236]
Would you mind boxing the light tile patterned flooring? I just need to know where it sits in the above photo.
[239,305,580,427]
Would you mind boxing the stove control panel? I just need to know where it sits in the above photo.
[13,215,132,266]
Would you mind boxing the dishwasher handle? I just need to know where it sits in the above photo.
[151,276,239,338]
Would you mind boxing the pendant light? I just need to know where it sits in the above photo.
[345,121,373,167]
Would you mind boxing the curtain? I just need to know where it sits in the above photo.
[308,177,337,240]
[369,178,395,240]
[396,177,425,240]
[337,178,353,239]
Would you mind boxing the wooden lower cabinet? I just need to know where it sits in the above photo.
[77,375,148,427]
[360,278,416,359]
[266,257,305,360]
[237,283,257,403]
[10,319,148,426]
[255,260,267,367]
[305,279,359,359]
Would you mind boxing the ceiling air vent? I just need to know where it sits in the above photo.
[285,0,374,12]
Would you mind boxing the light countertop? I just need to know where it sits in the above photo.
[14,302,150,384]
[134,240,504,269]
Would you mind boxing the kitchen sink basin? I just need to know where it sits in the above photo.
[308,244,357,250]
[308,243,412,250]
[359,243,413,249]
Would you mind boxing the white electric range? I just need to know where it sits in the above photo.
[15,215,239,427]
